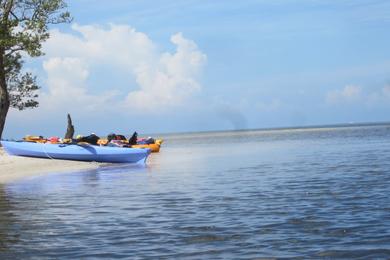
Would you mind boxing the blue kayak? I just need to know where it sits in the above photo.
[1,141,151,163]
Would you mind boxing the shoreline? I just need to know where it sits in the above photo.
[0,148,100,184]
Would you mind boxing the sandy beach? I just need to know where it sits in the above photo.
[0,148,100,183]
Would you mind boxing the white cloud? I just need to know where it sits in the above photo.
[43,57,88,97]
[126,33,206,111]
[39,57,117,113]
[39,24,206,113]
[326,85,362,104]
[326,84,390,106]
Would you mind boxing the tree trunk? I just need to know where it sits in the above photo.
[64,113,74,139]
[0,91,9,141]
[0,49,9,141]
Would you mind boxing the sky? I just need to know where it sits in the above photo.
[4,0,390,138]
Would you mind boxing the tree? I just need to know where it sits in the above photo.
[0,0,71,139]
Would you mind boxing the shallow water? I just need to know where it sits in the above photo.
[1,124,390,259]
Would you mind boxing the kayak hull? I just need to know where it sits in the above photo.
[1,141,150,163]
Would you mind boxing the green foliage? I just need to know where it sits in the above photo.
[9,72,39,110]
[4,52,38,109]
[0,0,72,110]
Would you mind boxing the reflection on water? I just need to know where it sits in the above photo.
[1,124,390,258]
[0,185,18,253]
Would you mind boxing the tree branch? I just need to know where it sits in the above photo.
[5,45,24,56]
[3,0,14,21]
[9,9,17,19]
[31,0,43,22]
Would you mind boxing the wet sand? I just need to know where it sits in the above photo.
[0,148,99,183]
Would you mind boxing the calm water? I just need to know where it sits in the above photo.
[1,125,390,259]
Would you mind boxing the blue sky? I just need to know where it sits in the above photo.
[4,0,390,138]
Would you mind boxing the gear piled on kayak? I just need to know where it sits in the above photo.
[2,114,163,163]
[22,132,163,153]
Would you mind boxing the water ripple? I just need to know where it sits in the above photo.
[1,125,390,258]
